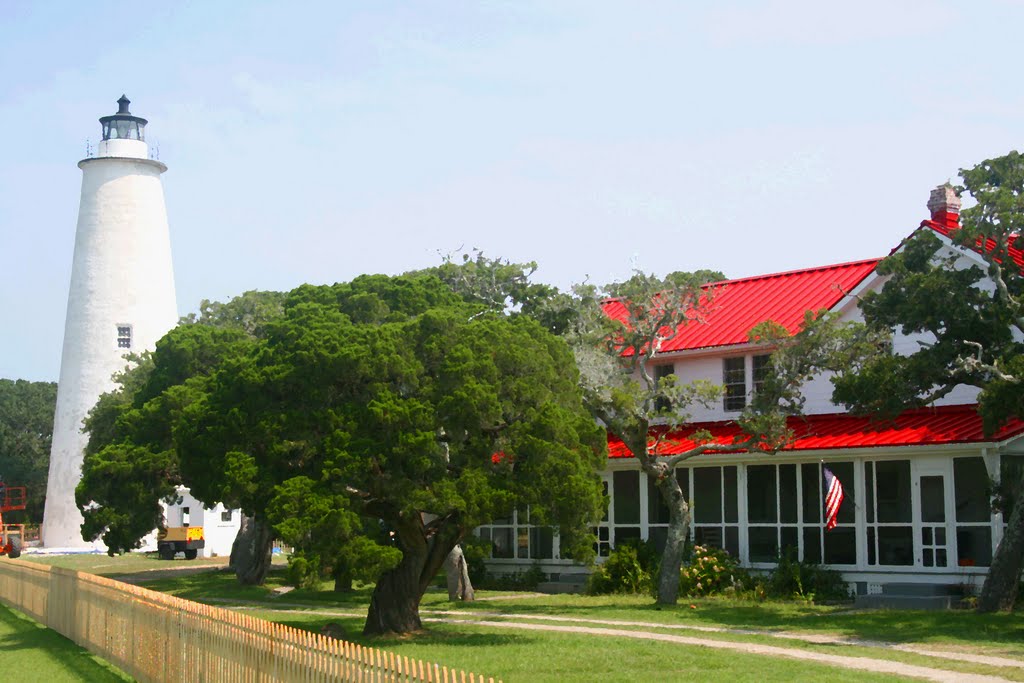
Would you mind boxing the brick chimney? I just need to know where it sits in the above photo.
[926,183,961,229]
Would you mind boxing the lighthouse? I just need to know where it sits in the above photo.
[42,96,178,548]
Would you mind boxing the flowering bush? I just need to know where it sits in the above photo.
[765,549,852,602]
[678,545,750,597]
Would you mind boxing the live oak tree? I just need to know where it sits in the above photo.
[0,378,57,522]
[78,291,283,579]
[833,153,1024,612]
[407,251,574,600]
[167,274,605,635]
[569,272,870,605]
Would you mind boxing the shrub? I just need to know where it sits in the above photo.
[765,549,851,602]
[588,539,658,595]
[481,563,547,591]
[678,545,750,597]
[286,552,324,590]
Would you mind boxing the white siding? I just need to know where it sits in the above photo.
[43,150,177,548]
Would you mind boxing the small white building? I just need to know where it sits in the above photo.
[160,488,242,559]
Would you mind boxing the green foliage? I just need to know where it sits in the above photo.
[829,153,1024,611]
[80,291,283,552]
[409,250,559,317]
[834,155,1024,428]
[478,564,548,591]
[587,540,659,595]
[461,536,492,586]
[286,553,321,590]
[678,545,751,597]
[764,549,852,603]
[0,378,57,522]
[181,290,286,339]
[83,271,605,628]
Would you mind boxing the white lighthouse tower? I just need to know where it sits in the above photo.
[42,96,178,548]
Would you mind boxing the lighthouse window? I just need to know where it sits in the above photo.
[117,325,132,349]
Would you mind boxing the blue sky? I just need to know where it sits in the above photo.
[2,1,1022,382]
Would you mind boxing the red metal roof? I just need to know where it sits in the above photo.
[922,221,1024,271]
[601,260,879,352]
[607,404,1024,458]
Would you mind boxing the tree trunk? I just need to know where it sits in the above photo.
[364,550,427,635]
[333,564,353,593]
[229,514,275,585]
[363,511,462,636]
[627,427,692,606]
[651,464,691,605]
[445,544,475,601]
[977,479,1024,613]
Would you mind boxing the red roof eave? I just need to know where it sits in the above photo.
[607,404,1024,459]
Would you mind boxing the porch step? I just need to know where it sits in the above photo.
[854,583,964,610]
[880,582,961,597]
[855,594,960,610]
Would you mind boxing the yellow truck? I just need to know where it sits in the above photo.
[157,526,205,560]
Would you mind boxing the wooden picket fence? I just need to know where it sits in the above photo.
[0,559,499,683]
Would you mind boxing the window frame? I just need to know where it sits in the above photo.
[116,323,133,350]
[722,353,772,412]
[722,357,746,411]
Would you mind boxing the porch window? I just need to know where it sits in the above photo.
[612,470,641,545]
[595,479,611,557]
[688,466,740,556]
[645,466,739,557]
[954,457,992,567]
[820,461,857,564]
[747,463,817,564]
[477,508,557,560]
[865,460,913,566]
[647,468,690,553]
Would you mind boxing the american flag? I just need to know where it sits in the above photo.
[823,466,844,531]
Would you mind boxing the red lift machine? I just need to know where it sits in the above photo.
[0,485,26,558]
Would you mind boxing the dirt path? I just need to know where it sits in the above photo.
[209,599,1022,682]
[420,608,1024,671]
[428,617,1013,683]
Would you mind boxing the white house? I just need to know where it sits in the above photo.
[476,186,1024,597]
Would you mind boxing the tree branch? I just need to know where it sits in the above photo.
[662,436,759,469]
[956,341,1021,383]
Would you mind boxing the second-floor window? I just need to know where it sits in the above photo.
[752,354,771,394]
[723,354,772,412]
[654,364,674,411]
[723,357,746,411]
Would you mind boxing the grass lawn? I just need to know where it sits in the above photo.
[135,568,1024,682]
[0,602,132,683]
[15,553,1024,682]
[19,551,231,576]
